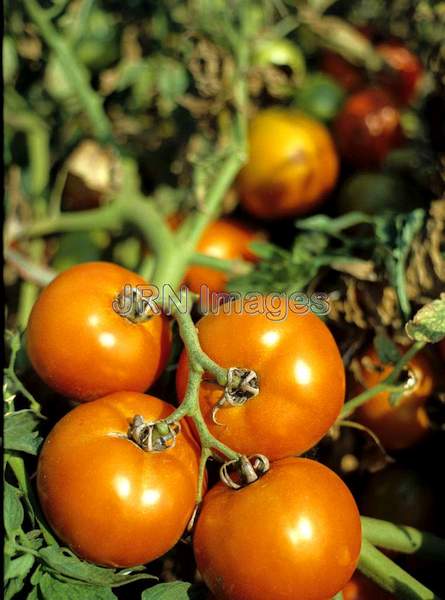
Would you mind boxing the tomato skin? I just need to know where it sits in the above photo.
[343,572,394,600]
[238,109,339,219]
[185,218,263,295]
[354,347,435,450]
[334,88,403,169]
[37,392,200,567]
[27,262,171,402]
[194,457,361,600]
[176,296,345,460]
[377,42,423,105]
[320,51,365,92]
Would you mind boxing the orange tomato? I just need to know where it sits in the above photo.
[176,296,345,460]
[343,572,394,600]
[37,392,201,567]
[354,346,435,450]
[185,218,263,295]
[194,457,361,600]
[27,262,171,402]
[238,109,339,219]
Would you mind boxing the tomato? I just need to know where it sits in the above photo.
[334,88,403,169]
[37,392,200,567]
[354,346,435,450]
[176,296,345,460]
[360,465,436,531]
[238,109,339,219]
[343,572,394,600]
[377,41,423,105]
[320,51,365,92]
[294,72,346,122]
[27,262,171,402]
[194,457,361,600]
[185,218,263,296]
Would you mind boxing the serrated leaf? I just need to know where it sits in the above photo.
[405,297,445,343]
[4,410,43,455]
[38,573,117,600]
[38,547,156,587]
[141,582,207,600]
[5,553,35,581]
[373,334,401,365]
[4,482,24,537]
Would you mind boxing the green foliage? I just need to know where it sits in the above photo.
[405,297,445,343]
[141,581,207,599]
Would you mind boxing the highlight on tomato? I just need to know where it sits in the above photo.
[27,262,172,402]
[176,295,345,460]
[37,392,201,567]
[353,346,435,450]
[194,457,362,600]
[237,108,339,219]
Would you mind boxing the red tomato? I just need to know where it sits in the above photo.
[343,572,394,600]
[238,109,339,219]
[37,392,201,567]
[185,218,263,295]
[194,457,361,600]
[354,346,435,450]
[334,88,403,168]
[176,296,345,460]
[27,262,171,402]
[320,51,365,92]
[377,42,423,105]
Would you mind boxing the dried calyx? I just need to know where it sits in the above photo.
[128,415,180,451]
[212,367,259,424]
[220,454,270,489]
[114,286,155,324]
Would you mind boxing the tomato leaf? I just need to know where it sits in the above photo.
[373,334,401,365]
[38,547,156,587]
[5,554,35,582]
[4,575,27,600]
[38,573,117,600]
[4,410,43,455]
[141,582,208,600]
[405,296,445,343]
[4,482,25,537]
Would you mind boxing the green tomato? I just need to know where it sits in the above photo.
[294,73,345,122]
[337,172,420,216]
[254,38,306,84]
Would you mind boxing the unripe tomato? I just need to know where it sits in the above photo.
[27,262,171,402]
[176,296,345,460]
[343,572,394,600]
[294,72,346,122]
[238,109,339,219]
[377,41,423,105]
[37,392,200,567]
[185,218,263,295]
[354,346,435,450]
[194,457,361,600]
[334,88,403,169]
[320,51,365,92]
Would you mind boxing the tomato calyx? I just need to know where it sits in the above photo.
[220,454,270,489]
[212,367,259,424]
[128,415,181,451]
[114,286,155,324]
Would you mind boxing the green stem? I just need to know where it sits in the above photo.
[24,0,113,143]
[190,252,253,276]
[359,539,438,599]
[362,517,445,563]
[197,448,212,503]
[340,341,425,419]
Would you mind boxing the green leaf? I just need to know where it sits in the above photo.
[141,582,207,600]
[5,576,27,600]
[38,573,117,600]
[38,547,156,587]
[5,554,35,581]
[4,410,43,455]
[4,482,24,537]
[405,297,445,343]
[373,334,401,365]
[296,212,373,236]
[26,587,40,600]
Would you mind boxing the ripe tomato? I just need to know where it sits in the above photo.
[343,572,394,600]
[334,88,403,169]
[176,296,345,460]
[194,457,361,600]
[37,392,200,567]
[320,51,365,92]
[185,218,263,295]
[360,465,436,531]
[238,109,339,219]
[27,262,171,402]
[354,346,435,450]
[377,41,423,105]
